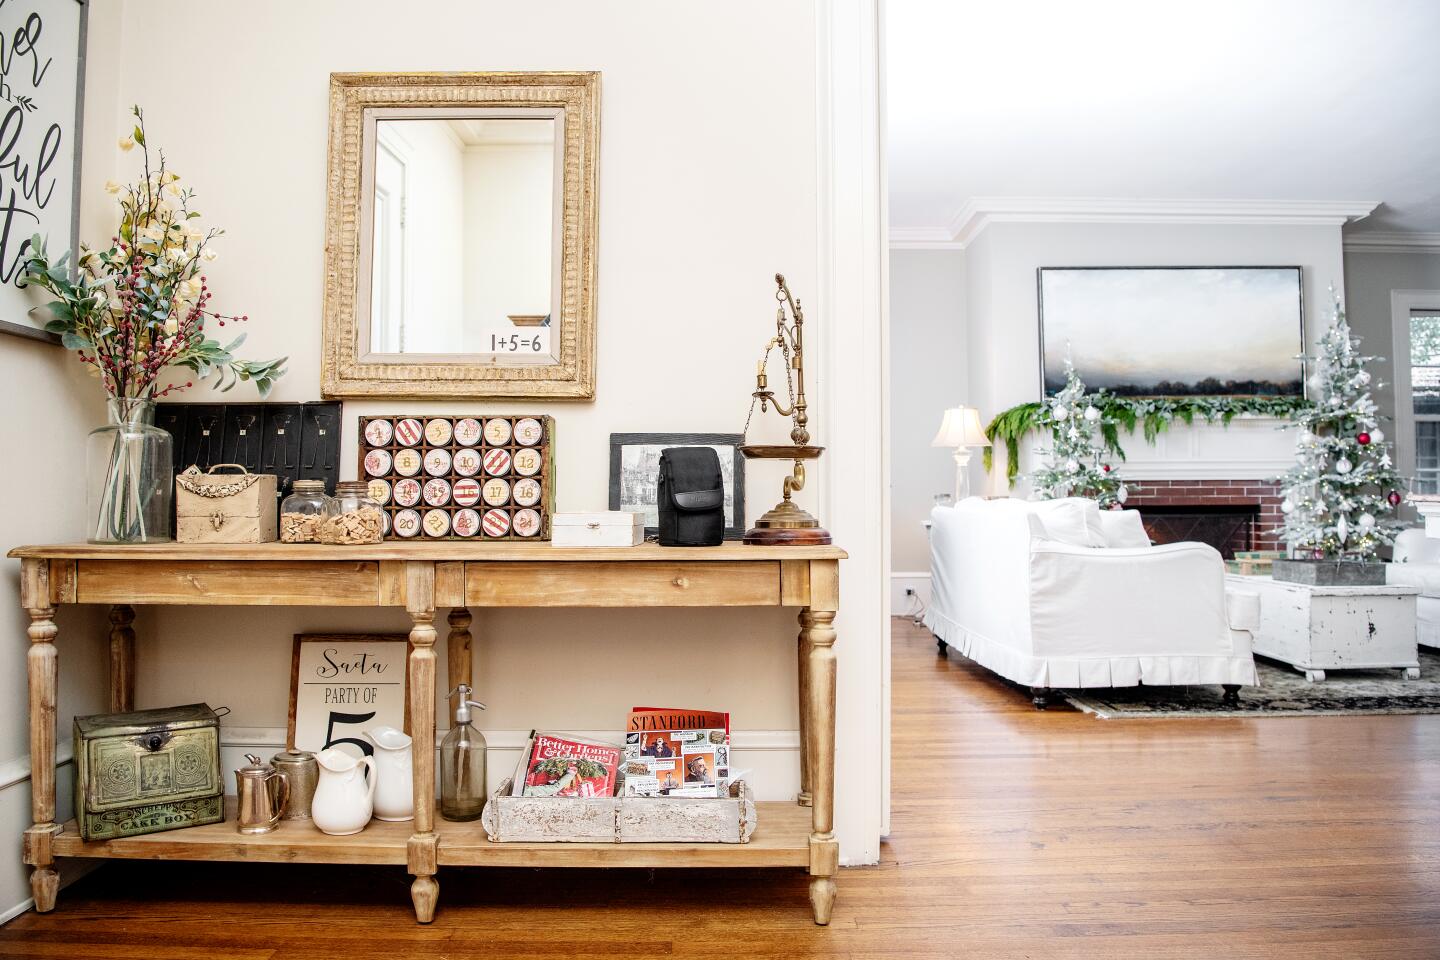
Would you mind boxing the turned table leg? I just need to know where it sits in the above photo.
[804,559,840,925]
[796,610,813,807]
[108,604,136,713]
[21,560,59,912]
[406,562,440,923]
[447,607,473,709]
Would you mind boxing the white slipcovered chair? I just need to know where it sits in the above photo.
[924,497,1259,708]
[1388,528,1440,648]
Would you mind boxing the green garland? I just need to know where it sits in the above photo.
[983,395,1313,485]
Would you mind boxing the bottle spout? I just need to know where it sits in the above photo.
[448,684,486,725]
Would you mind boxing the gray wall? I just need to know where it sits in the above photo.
[889,248,966,572]
[1343,249,1440,430]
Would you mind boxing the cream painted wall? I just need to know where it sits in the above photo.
[462,143,554,353]
[888,249,965,573]
[965,221,1347,493]
[0,0,122,917]
[70,0,885,864]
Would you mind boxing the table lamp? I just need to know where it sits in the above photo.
[931,406,990,502]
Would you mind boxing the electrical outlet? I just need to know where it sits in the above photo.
[905,587,916,597]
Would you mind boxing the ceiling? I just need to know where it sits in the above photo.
[886,0,1440,240]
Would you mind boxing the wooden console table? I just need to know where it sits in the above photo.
[8,542,846,924]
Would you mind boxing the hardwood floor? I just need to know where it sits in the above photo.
[3,616,1438,958]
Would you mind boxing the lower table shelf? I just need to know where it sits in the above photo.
[49,799,812,869]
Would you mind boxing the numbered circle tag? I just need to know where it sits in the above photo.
[381,511,392,536]
[453,508,480,537]
[483,449,512,477]
[483,418,513,446]
[363,419,394,447]
[452,449,482,477]
[454,418,482,446]
[482,478,511,506]
[482,508,511,537]
[422,508,452,538]
[393,508,422,538]
[394,418,424,447]
[514,417,543,446]
[363,449,392,478]
[367,479,392,505]
[393,448,423,477]
[423,478,452,507]
[512,477,543,507]
[513,508,542,537]
[512,448,542,477]
[424,448,453,477]
[452,478,481,507]
[424,418,454,446]
[393,478,423,507]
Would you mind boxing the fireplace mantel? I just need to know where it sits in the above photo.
[1016,415,1296,483]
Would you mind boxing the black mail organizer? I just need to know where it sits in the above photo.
[155,401,344,501]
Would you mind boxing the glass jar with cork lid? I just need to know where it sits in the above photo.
[279,481,331,543]
[318,481,384,545]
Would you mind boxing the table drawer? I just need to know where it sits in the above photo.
[75,561,382,605]
[464,561,781,607]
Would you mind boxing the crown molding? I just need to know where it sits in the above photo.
[889,197,1381,249]
[1343,230,1440,254]
[888,228,962,249]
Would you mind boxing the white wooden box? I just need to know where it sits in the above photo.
[1227,574,1421,681]
[174,465,278,544]
[481,777,756,843]
[551,512,644,547]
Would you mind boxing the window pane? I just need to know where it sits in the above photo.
[1412,314,1440,415]
[1416,420,1440,494]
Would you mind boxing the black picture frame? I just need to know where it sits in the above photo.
[1036,265,1306,399]
[0,0,88,345]
[608,432,746,539]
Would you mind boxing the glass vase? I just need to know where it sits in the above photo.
[86,399,174,544]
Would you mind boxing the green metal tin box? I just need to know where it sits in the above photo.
[73,703,225,840]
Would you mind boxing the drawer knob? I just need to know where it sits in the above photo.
[672,576,689,589]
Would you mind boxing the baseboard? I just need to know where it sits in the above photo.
[891,572,931,617]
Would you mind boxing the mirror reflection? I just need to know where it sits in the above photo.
[365,116,558,360]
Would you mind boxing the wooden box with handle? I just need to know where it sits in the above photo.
[175,464,279,543]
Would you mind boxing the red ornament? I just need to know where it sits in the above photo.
[1389,491,1403,506]
[1102,464,1111,473]
[1357,432,1371,445]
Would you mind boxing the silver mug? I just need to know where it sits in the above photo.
[271,750,319,820]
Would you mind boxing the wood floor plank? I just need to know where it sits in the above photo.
[1,616,1436,958]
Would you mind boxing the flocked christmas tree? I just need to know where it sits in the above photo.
[1030,357,1125,507]
[1279,296,1406,560]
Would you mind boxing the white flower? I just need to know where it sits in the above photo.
[166,183,183,197]
[118,136,135,151]
[163,316,180,335]
[139,223,164,241]
[201,247,218,263]
[104,179,123,194]
[166,171,181,183]
[178,277,202,299]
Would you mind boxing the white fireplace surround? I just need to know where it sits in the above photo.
[1009,415,1297,493]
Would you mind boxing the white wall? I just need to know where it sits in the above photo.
[462,142,554,353]
[966,221,1346,492]
[888,249,964,574]
[388,121,465,353]
[60,0,886,881]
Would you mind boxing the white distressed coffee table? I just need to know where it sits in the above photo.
[1225,574,1421,682]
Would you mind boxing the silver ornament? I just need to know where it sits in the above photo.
[1052,405,1069,421]
[1335,458,1353,475]
[1371,428,1385,443]
[1358,512,1376,530]
[1084,405,1101,422]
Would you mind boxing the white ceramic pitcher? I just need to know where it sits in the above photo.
[365,725,414,822]
[312,748,376,836]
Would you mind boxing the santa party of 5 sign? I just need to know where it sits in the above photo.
[288,635,410,758]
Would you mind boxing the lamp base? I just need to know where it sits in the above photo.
[742,499,832,546]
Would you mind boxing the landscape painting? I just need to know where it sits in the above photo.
[1038,267,1305,397]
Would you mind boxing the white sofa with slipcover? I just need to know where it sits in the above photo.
[924,496,1260,707]
[1388,527,1440,649]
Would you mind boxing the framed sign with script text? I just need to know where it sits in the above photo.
[288,634,411,759]
[0,0,86,343]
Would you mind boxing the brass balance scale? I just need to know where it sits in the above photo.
[740,274,831,546]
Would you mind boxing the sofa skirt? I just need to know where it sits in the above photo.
[924,608,1259,689]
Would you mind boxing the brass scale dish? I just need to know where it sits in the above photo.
[739,274,831,546]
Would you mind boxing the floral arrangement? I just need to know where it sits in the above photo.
[22,105,285,399]
[985,393,1313,485]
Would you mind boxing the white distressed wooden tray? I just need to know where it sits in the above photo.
[481,777,756,843]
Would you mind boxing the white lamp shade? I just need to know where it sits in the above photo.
[931,406,990,448]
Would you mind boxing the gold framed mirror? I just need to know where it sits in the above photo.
[321,72,599,399]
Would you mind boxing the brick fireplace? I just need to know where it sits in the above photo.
[1123,479,1284,556]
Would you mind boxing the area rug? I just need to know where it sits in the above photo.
[1062,650,1440,719]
